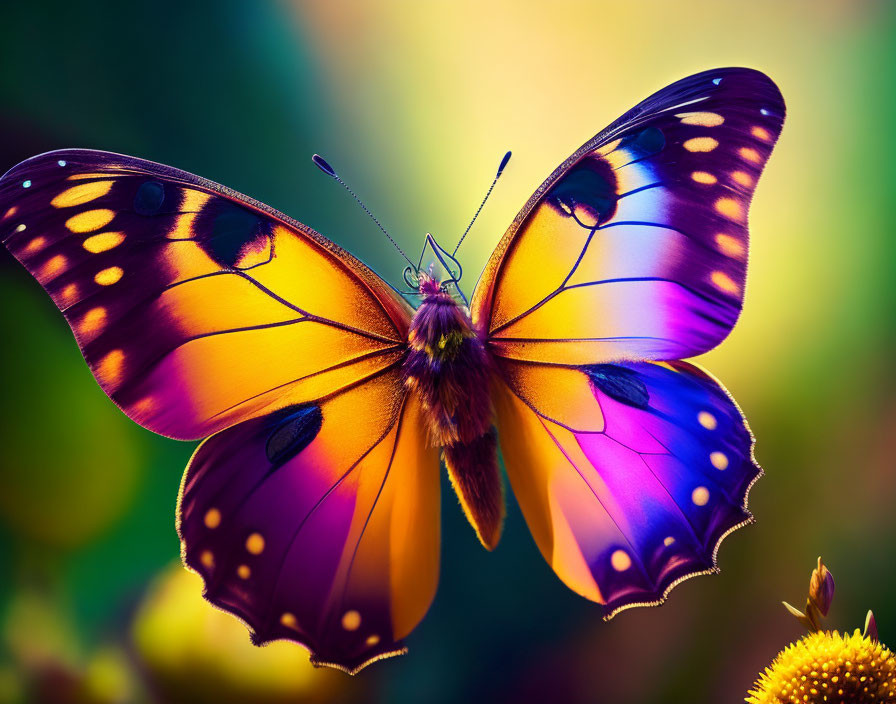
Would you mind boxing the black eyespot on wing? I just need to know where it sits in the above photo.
[630,126,665,157]
[265,404,324,468]
[133,180,166,216]
[585,364,649,409]
[194,200,272,268]
[546,155,618,226]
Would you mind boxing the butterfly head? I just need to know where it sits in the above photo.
[403,233,466,303]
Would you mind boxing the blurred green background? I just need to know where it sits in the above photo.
[0,1,894,702]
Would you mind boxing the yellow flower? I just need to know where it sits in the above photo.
[747,629,896,703]
[748,558,895,703]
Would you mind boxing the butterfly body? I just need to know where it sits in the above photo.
[1,67,785,674]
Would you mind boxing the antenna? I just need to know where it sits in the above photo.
[312,154,415,269]
[452,151,511,256]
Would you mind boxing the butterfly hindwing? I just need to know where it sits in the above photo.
[178,367,440,673]
[473,67,784,365]
[493,359,758,615]
[1,149,411,440]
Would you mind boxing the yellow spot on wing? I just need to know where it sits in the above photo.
[677,111,724,126]
[200,550,214,568]
[365,634,380,647]
[25,236,46,253]
[731,171,754,188]
[83,231,125,253]
[204,508,221,529]
[133,396,155,415]
[2,206,17,220]
[180,189,210,212]
[94,266,123,285]
[52,180,114,208]
[79,307,107,335]
[342,610,361,631]
[611,550,632,571]
[739,147,761,163]
[715,234,746,259]
[691,171,717,184]
[245,533,265,554]
[98,349,125,384]
[663,536,676,547]
[698,411,718,430]
[66,209,116,233]
[280,613,297,628]
[714,198,743,220]
[692,487,710,506]
[237,565,251,579]
[60,283,79,305]
[41,255,67,279]
[711,451,729,470]
[683,137,718,152]
[751,126,773,142]
[711,271,740,295]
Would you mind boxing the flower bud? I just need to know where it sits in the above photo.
[865,610,879,643]
[809,556,835,617]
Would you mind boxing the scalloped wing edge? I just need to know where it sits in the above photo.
[601,359,763,620]
[173,432,412,676]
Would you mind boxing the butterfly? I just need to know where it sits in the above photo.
[0,67,784,674]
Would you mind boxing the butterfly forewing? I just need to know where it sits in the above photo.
[0,150,411,440]
[474,67,784,364]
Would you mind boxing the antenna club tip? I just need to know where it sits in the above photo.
[312,154,338,178]
[497,151,512,177]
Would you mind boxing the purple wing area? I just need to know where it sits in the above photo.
[478,67,785,366]
[493,359,759,616]
[178,368,441,674]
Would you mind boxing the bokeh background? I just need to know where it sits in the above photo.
[0,1,894,702]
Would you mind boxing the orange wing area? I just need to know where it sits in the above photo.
[178,367,441,673]
[1,149,411,439]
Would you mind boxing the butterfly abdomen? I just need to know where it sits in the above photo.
[404,287,504,549]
